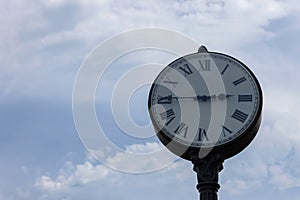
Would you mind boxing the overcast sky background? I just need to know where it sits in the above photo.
[1,0,300,199]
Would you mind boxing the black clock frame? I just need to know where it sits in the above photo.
[148,49,263,160]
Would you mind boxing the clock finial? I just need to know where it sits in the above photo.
[198,45,208,53]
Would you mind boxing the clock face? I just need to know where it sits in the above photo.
[148,52,262,149]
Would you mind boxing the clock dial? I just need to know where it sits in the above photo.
[148,51,262,151]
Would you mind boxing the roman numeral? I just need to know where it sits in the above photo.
[233,76,246,86]
[222,125,233,137]
[164,77,178,88]
[157,95,172,104]
[179,64,193,76]
[198,59,211,71]
[231,109,248,123]
[221,64,229,75]
[238,95,253,102]
[198,128,209,141]
[160,109,174,119]
[160,109,175,126]
[174,122,188,138]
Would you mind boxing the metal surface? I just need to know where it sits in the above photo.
[191,153,224,200]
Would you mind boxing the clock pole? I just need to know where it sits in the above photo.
[191,153,224,200]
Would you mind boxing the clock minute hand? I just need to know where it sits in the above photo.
[161,95,199,101]
[175,95,216,101]
[176,96,197,100]
[217,93,234,100]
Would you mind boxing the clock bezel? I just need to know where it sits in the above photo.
[148,51,263,160]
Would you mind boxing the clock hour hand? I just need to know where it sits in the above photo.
[196,95,212,101]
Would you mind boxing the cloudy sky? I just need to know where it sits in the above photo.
[1,0,300,199]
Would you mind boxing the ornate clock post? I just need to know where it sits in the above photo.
[148,46,263,200]
[191,153,224,200]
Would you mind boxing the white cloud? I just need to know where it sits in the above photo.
[36,176,64,191]
[35,142,164,191]
[124,142,163,153]
[88,141,177,173]
[36,161,111,192]
[1,0,290,57]
[35,143,194,199]
[65,0,288,49]
[0,0,293,101]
